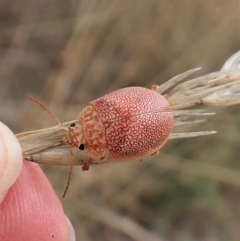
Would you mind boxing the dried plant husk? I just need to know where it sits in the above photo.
[17,51,240,166]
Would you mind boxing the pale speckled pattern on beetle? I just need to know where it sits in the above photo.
[68,86,173,168]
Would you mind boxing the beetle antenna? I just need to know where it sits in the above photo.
[25,94,68,131]
[62,148,75,198]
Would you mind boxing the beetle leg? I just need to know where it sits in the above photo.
[63,148,76,197]
[82,158,93,171]
[150,85,159,91]
[150,150,159,157]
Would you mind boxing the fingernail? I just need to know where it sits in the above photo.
[0,122,23,204]
[65,215,76,241]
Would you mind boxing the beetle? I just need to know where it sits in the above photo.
[67,86,174,171]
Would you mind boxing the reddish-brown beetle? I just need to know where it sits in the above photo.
[26,85,173,171]
[67,86,173,170]
[1,84,174,199]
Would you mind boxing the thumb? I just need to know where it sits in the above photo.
[0,161,69,241]
[0,120,72,241]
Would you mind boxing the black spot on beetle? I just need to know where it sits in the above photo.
[79,143,85,150]
[70,123,76,127]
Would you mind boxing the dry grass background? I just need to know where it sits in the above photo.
[0,0,240,240]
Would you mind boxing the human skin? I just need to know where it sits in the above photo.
[0,161,69,241]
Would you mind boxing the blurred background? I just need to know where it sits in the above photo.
[0,0,240,240]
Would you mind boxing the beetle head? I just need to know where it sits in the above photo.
[68,122,85,150]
